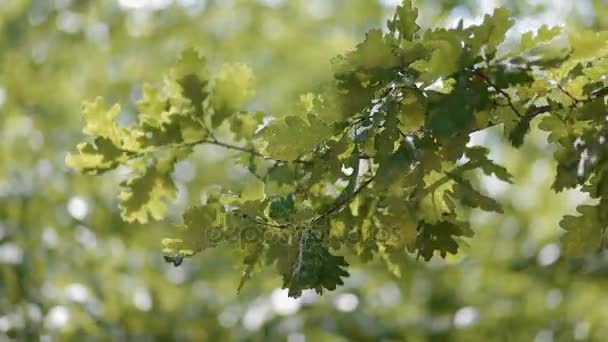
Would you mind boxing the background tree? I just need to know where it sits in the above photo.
[2,0,608,341]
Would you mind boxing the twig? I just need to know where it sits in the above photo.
[591,87,608,98]
[473,69,523,118]
[555,83,583,104]
[313,175,375,223]
[418,162,478,199]
[126,137,311,165]
[234,211,290,230]
[196,114,218,143]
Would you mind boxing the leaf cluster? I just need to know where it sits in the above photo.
[68,1,608,296]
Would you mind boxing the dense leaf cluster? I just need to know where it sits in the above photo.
[69,1,608,297]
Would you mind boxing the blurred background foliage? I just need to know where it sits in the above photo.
[2,0,608,340]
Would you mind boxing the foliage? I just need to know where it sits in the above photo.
[69,0,608,298]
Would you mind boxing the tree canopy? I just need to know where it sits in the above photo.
[70,0,608,297]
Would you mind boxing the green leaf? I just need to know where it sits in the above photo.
[491,66,534,88]
[374,113,400,164]
[560,205,607,256]
[237,245,264,293]
[65,138,126,174]
[411,37,462,84]
[137,83,170,128]
[448,176,503,213]
[183,203,225,248]
[211,63,255,127]
[281,231,349,298]
[162,202,227,260]
[136,117,183,148]
[465,146,513,183]
[538,114,567,143]
[269,194,295,221]
[240,177,266,202]
[163,253,184,267]
[178,71,208,118]
[230,111,265,140]
[118,153,179,224]
[415,220,467,261]
[552,146,582,191]
[583,58,608,81]
[520,25,561,52]
[397,89,427,133]
[339,29,398,71]
[375,143,415,191]
[507,114,534,147]
[560,30,608,75]
[426,75,490,137]
[81,97,126,146]
[382,198,418,253]
[172,47,208,81]
[466,7,513,58]
[387,0,420,41]
[262,114,332,161]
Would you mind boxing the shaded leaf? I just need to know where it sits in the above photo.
[560,205,607,256]
[118,153,179,224]
[415,221,467,261]
[282,231,350,298]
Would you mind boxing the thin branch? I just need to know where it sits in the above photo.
[398,128,408,138]
[196,139,267,157]
[235,211,290,230]
[418,162,478,199]
[555,83,583,104]
[314,175,375,223]
[126,137,311,165]
[195,113,218,143]
[473,69,523,118]
[591,87,608,98]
